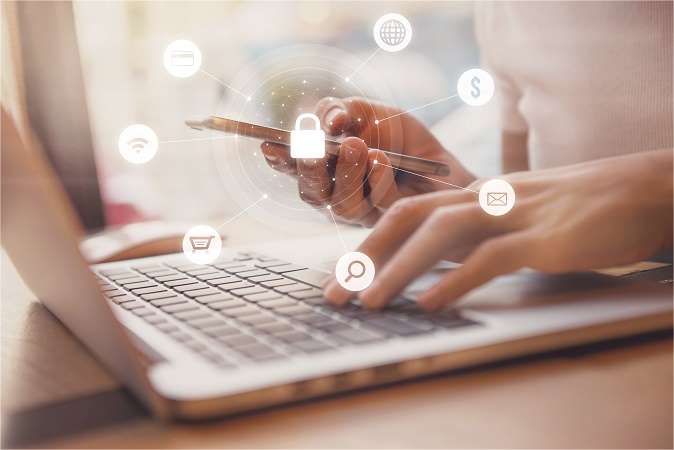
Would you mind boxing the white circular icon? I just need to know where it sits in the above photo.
[373,13,412,52]
[163,39,202,78]
[457,68,495,106]
[479,179,516,216]
[182,225,222,265]
[118,124,158,164]
[335,251,375,292]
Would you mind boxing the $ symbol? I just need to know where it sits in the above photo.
[470,76,481,98]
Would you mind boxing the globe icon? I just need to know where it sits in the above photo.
[379,19,407,46]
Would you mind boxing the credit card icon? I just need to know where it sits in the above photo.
[170,51,195,67]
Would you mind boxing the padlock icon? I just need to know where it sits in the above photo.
[290,113,325,159]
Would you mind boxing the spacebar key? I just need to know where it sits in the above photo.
[283,269,331,288]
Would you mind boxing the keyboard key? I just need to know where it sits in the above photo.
[100,268,133,276]
[184,340,207,352]
[208,276,242,286]
[150,297,187,307]
[116,277,148,285]
[225,266,257,274]
[160,303,198,314]
[292,312,335,326]
[218,334,258,348]
[173,310,212,322]
[131,286,168,295]
[164,278,199,288]
[141,291,178,301]
[167,331,193,342]
[219,281,254,291]
[186,267,219,276]
[196,272,229,281]
[194,293,235,304]
[207,299,249,310]
[155,274,189,282]
[133,265,164,274]
[235,269,270,278]
[275,331,313,343]
[362,316,427,336]
[174,282,210,292]
[106,272,141,281]
[257,298,297,309]
[111,294,136,304]
[274,304,313,316]
[257,322,295,334]
[248,274,283,283]
[254,259,288,268]
[267,264,305,274]
[104,289,126,298]
[260,278,296,288]
[274,283,312,294]
[214,261,250,270]
[186,317,226,329]
[202,325,241,337]
[332,328,383,344]
[290,339,334,353]
[183,287,221,298]
[220,305,260,317]
[144,270,177,278]
[131,307,154,317]
[235,343,282,360]
[156,323,179,333]
[173,263,204,272]
[99,284,118,292]
[142,314,166,324]
[230,286,267,297]
[121,301,145,310]
[243,291,282,302]
[237,314,277,325]
[283,269,330,288]
[288,288,323,300]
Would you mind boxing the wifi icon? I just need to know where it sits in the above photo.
[118,124,158,164]
[127,137,149,153]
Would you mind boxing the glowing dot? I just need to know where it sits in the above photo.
[373,159,379,164]
[281,103,285,107]
[374,120,380,125]
[327,205,332,210]
[345,77,350,82]
[357,118,361,122]
[332,177,336,181]
[246,96,251,102]
[262,193,268,199]
[302,80,307,84]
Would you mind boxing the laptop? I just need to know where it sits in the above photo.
[3,108,673,419]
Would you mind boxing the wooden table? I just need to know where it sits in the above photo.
[2,220,672,448]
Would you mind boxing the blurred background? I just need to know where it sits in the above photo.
[69,1,497,231]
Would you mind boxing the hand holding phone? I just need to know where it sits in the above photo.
[259,97,476,226]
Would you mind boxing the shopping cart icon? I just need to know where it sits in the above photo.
[189,235,215,253]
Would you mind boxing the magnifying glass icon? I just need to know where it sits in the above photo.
[344,260,366,283]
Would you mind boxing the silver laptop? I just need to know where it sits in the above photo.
[3,108,673,419]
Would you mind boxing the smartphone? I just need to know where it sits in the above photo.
[185,116,450,177]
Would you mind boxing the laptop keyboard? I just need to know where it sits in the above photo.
[95,252,480,369]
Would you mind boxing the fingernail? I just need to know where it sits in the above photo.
[324,281,351,305]
[358,282,382,308]
[343,141,362,164]
[325,107,342,126]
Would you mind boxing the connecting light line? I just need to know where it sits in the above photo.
[326,206,348,253]
[376,94,459,124]
[200,68,251,101]
[217,195,267,230]
[375,161,478,193]
[345,48,381,82]
[159,135,237,144]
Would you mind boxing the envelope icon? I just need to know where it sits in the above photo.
[486,192,508,206]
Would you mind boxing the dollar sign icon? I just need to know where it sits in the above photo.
[470,76,481,98]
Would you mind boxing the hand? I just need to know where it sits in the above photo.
[324,149,674,310]
[261,97,475,226]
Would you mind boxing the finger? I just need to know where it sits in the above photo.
[315,97,349,135]
[329,137,371,221]
[367,150,401,210]
[261,142,297,175]
[359,204,487,309]
[417,231,535,310]
[323,189,472,305]
[297,155,333,207]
